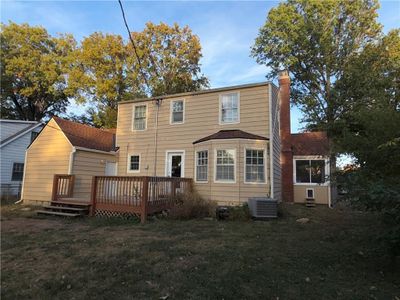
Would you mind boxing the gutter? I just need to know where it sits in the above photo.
[73,146,118,155]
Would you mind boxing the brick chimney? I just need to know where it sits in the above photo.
[279,70,294,202]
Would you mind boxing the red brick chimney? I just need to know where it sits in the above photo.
[279,70,294,202]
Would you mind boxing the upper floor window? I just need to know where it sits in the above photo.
[215,149,235,182]
[220,92,239,124]
[245,149,265,183]
[11,163,24,181]
[295,159,326,184]
[196,150,208,182]
[128,154,140,172]
[170,100,184,124]
[133,105,147,130]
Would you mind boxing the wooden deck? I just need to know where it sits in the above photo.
[50,174,193,222]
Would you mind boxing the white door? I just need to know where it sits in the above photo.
[166,152,184,177]
[105,162,117,176]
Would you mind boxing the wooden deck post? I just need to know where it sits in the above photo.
[141,177,149,223]
[68,175,75,198]
[51,175,59,202]
[90,176,98,216]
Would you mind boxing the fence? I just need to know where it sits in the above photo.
[51,175,75,201]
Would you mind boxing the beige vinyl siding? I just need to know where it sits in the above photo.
[270,84,282,201]
[293,185,329,205]
[116,84,273,205]
[71,150,117,202]
[22,119,72,204]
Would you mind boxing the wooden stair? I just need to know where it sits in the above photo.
[37,200,91,218]
[305,197,316,207]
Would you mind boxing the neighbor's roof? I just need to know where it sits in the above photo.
[0,122,43,148]
[53,117,115,152]
[193,129,269,144]
[291,132,330,156]
[120,82,274,105]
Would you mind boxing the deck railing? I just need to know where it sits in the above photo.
[51,174,75,201]
[90,176,193,222]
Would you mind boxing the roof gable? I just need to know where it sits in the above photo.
[53,117,115,152]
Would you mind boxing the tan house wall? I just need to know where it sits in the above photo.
[22,119,72,204]
[72,150,117,202]
[293,185,329,205]
[116,84,275,205]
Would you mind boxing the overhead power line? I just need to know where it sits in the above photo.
[117,0,151,93]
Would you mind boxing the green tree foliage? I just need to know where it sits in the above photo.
[68,22,208,128]
[0,22,75,121]
[251,0,382,131]
[131,22,209,97]
[335,30,400,257]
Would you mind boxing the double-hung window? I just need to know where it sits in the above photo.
[295,159,326,184]
[11,163,24,181]
[215,149,235,182]
[245,149,265,183]
[133,105,147,130]
[196,150,208,182]
[171,100,184,124]
[128,155,140,172]
[220,93,239,124]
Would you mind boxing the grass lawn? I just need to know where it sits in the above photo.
[1,202,399,300]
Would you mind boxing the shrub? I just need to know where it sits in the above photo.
[227,203,251,221]
[168,190,216,220]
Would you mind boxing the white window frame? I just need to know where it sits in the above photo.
[165,150,185,177]
[244,148,267,184]
[293,156,329,186]
[214,149,236,183]
[132,104,148,131]
[127,153,141,173]
[195,149,208,183]
[219,92,240,125]
[170,99,185,125]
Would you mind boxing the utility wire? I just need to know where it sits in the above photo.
[117,0,151,93]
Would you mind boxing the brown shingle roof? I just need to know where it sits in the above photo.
[193,130,269,144]
[291,132,329,156]
[53,117,115,152]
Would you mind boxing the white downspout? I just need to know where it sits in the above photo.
[68,147,76,175]
[15,150,28,204]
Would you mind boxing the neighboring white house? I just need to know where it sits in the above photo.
[0,119,44,198]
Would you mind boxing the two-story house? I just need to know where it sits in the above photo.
[116,81,281,205]
[0,119,43,198]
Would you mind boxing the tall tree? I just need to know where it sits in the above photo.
[0,22,75,121]
[68,22,209,128]
[251,0,382,132]
[130,22,209,97]
[67,32,137,128]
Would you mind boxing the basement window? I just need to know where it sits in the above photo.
[295,159,326,184]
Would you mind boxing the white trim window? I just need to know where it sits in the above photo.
[215,149,235,182]
[133,105,147,130]
[170,99,185,124]
[295,159,326,184]
[245,149,265,183]
[128,154,140,173]
[196,150,208,182]
[219,92,239,124]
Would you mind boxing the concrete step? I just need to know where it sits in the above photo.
[37,210,81,218]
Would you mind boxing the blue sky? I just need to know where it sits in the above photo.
[2,0,399,132]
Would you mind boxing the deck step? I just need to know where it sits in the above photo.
[43,205,88,212]
[37,210,81,218]
[51,200,91,208]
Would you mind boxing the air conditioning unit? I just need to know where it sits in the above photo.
[248,197,278,219]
